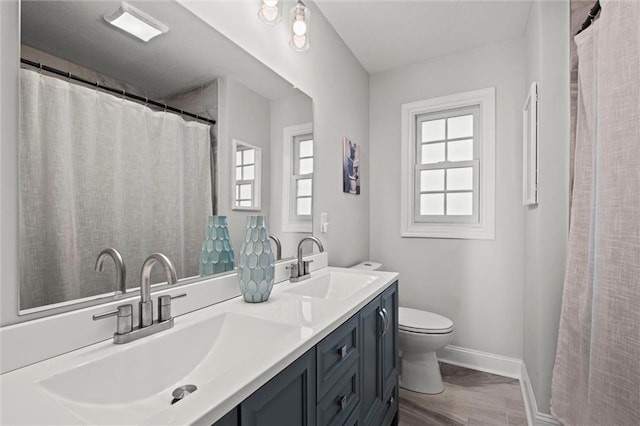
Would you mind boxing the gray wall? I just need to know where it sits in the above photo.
[523,0,570,415]
[179,0,371,269]
[269,92,314,260]
[369,38,526,358]
[218,77,272,259]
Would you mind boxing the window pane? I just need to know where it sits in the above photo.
[448,114,473,139]
[235,151,242,166]
[243,149,255,164]
[299,158,313,174]
[421,119,445,142]
[447,167,473,191]
[297,178,312,197]
[447,192,473,215]
[239,183,252,200]
[420,193,444,215]
[448,139,473,161]
[297,197,311,215]
[420,169,444,192]
[236,166,242,181]
[239,200,252,207]
[299,139,313,157]
[421,143,445,164]
[243,165,255,181]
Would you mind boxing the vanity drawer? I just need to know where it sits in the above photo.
[316,361,360,426]
[316,313,360,400]
[380,383,398,426]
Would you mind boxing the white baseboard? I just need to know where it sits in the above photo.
[437,344,522,379]
[436,345,562,426]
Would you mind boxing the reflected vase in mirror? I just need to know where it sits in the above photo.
[238,216,275,303]
[199,216,235,276]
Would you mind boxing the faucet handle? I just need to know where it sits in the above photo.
[302,259,314,275]
[158,293,187,322]
[286,263,300,278]
[93,304,133,335]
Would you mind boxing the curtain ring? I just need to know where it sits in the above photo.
[145,97,148,106]
[164,103,168,112]
[38,63,43,74]
[121,89,126,101]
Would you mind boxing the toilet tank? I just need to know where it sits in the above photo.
[350,261,382,271]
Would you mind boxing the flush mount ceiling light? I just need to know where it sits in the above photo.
[258,0,282,25]
[289,0,310,52]
[104,2,169,42]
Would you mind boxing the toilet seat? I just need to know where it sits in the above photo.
[399,307,453,334]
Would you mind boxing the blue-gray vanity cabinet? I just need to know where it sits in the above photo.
[211,281,398,426]
[239,348,316,426]
[360,282,399,426]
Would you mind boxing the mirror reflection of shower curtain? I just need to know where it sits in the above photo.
[551,1,640,424]
[19,69,212,310]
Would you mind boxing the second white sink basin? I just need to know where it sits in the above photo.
[37,312,298,424]
[283,270,378,300]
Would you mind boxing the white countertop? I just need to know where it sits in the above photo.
[0,266,398,425]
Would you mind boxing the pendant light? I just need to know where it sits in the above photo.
[289,1,310,52]
[258,0,281,25]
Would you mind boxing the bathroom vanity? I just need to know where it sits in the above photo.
[214,282,398,426]
[0,263,399,425]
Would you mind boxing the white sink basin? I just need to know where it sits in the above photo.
[36,312,298,425]
[283,270,378,300]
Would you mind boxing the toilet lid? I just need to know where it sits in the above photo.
[399,307,453,334]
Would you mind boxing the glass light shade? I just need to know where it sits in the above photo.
[289,1,310,52]
[104,2,168,42]
[258,0,281,24]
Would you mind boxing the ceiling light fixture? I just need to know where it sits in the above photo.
[104,2,169,42]
[289,0,310,52]
[258,0,281,25]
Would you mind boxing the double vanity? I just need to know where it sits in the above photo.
[0,257,399,426]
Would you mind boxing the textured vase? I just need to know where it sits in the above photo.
[238,216,275,303]
[199,216,235,276]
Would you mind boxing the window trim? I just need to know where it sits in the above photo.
[282,123,313,233]
[231,139,262,211]
[400,87,495,240]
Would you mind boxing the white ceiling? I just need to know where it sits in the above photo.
[21,1,298,100]
[315,0,533,74]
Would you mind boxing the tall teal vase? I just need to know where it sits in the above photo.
[238,216,275,303]
[199,216,235,276]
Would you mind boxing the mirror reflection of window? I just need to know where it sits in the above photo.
[293,133,313,219]
[232,139,262,210]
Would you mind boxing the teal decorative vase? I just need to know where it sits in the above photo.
[199,216,235,276]
[238,216,275,303]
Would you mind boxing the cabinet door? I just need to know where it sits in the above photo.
[380,282,398,393]
[359,297,383,425]
[212,407,238,426]
[240,349,316,426]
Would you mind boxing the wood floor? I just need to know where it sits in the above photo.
[398,362,527,426]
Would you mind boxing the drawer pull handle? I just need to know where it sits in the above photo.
[389,396,395,406]
[337,394,347,410]
[337,344,348,359]
[378,309,386,336]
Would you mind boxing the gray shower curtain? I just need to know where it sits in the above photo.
[551,1,640,424]
[19,69,212,310]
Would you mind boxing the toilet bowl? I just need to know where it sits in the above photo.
[398,307,453,394]
[348,262,454,394]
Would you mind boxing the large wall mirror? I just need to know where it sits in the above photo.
[18,0,313,315]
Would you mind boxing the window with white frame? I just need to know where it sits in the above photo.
[232,139,261,210]
[282,123,313,232]
[401,88,495,239]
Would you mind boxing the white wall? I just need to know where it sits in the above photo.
[370,38,526,358]
[217,77,271,258]
[269,92,313,259]
[178,0,370,268]
[523,0,570,415]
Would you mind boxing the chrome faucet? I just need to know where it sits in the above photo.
[289,236,324,282]
[139,253,178,327]
[95,248,127,297]
[93,252,185,344]
[269,234,282,261]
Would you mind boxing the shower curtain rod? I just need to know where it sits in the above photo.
[20,58,216,126]
[577,0,601,35]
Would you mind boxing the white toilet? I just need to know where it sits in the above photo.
[350,261,454,394]
[398,307,453,394]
